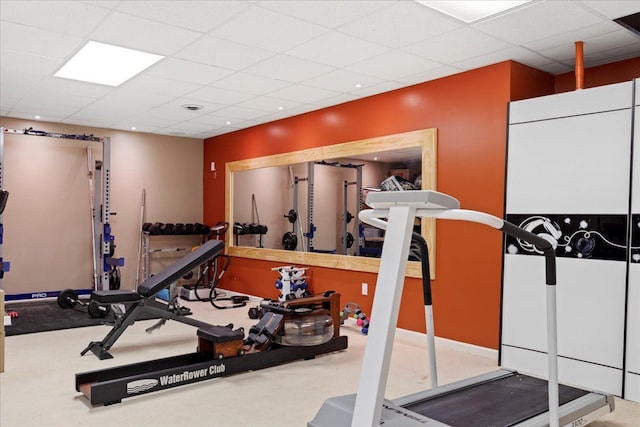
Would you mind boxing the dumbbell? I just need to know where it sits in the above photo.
[56,288,111,318]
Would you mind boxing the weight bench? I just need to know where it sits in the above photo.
[81,239,225,360]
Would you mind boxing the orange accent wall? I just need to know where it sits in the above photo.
[554,56,640,93]
[205,57,638,349]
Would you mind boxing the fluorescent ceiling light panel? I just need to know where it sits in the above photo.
[54,41,164,86]
[416,1,531,23]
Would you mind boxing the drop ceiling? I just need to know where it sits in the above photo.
[1,0,639,139]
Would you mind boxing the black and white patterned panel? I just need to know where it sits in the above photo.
[631,214,640,263]
[505,214,628,262]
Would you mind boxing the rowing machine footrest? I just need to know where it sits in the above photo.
[197,325,245,343]
[92,290,142,304]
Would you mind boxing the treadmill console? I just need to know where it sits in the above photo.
[365,190,460,210]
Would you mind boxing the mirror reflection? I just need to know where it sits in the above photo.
[225,128,436,278]
[232,150,422,258]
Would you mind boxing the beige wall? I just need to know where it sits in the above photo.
[0,117,203,297]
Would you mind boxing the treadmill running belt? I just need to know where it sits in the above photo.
[404,373,589,427]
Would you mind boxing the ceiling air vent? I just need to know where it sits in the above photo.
[181,104,203,112]
[614,12,640,37]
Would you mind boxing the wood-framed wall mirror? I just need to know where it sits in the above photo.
[225,128,437,279]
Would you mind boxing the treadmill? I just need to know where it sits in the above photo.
[309,190,614,427]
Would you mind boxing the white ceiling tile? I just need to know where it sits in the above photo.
[8,111,68,123]
[0,1,110,37]
[304,69,385,93]
[235,96,296,113]
[258,0,395,28]
[473,1,605,45]
[396,65,465,86]
[0,21,84,59]
[118,114,175,128]
[346,51,442,80]
[582,40,640,67]
[578,0,640,19]
[89,12,202,55]
[163,98,226,115]
[243,54,335,83]
[119,75,201,98]
[37,76,112,99]
[111,123,161,134]
[403,28,511,63]
[81,1,122,10]
[0,69,45,98]
[0,49,63,76]
[0,96,19,111]
[535,62,575,74]
[538,28,640,63]
[75,102,150,121]
[211,72,291,96]
[523,21,623,51]
[309,93,360,108]
[20,87,96,110]
[349,80,405,98]
[211,5,328,52]
[186,112,239,127]
[61,117,111,128]
[156,120,214,133]
[452,46,551,71]
[583,28,640,54]
[115,0,250,32]
[338,1,462,48]
[267,84,342,104]
[94,91,174,112]
[175,35,274,70]
[145,106,210,122]
[187,86,255,105]
[214,105,270,121]
[145,58,233,85]
[286,31,389,68]
[11,101,80,118]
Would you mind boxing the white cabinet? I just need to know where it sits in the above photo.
[503,80,638,400]
[625,81,640,401]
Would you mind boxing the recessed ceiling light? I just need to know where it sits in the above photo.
[354,83,363,88]
[131,126,137,130]
[225,121,232,125]
[277,106,284,111]
[54,41,164,86]
[415,0,531,23]
[34,115,41,119]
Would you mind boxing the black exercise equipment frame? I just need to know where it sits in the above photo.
[76,336,348,406]
[81,239,225,359]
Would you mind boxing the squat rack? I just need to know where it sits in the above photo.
[309,161,363,254]
[0,126,121,293]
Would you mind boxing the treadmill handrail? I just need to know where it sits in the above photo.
[358,206,560,427]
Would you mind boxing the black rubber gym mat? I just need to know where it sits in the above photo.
[4,300,158,336]
[404,373,589,427]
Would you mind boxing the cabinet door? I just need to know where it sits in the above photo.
[503,82,633,396]
[625,79,640,402]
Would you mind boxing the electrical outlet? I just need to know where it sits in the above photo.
[361,282,368,295]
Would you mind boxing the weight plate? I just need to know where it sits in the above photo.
[282,232,298,251]
[57,288,78,309]
[88,300,111,318]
